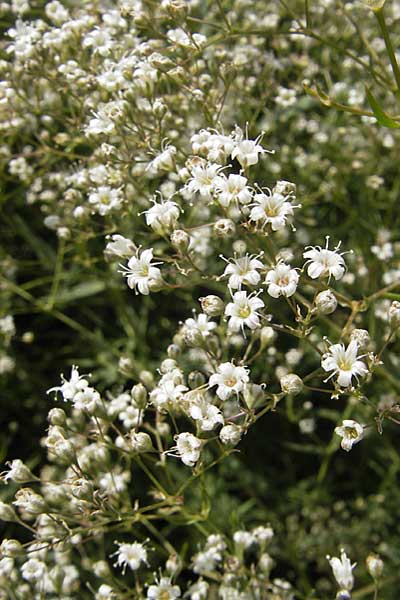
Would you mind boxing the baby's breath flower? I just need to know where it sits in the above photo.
[112,541,148,574]
[321,341,367,388]
[303,237,348,281]
[119,248,163,295]
[335,420,364,452]
[209,362,250,401]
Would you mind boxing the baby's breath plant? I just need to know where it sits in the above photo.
[1,0,400,598]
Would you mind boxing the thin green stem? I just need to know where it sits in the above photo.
[375,7,400,91]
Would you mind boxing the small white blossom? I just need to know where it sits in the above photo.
[321,340,368,388]
[231,132,267,168]
[214,173,252,207]
[144,198,180,232]
[250,190,297,231]
[225,291,264,333]
[173,432,202,467]
[221,254,264,290]
[112,541,148,574]
[147,576,181,599]
[186,161,223,199]
[303,238,347,281]
[209,362,250,401]
[119,248,162,295]
[265,264,299,298]
[335,419,364,452]
[327,549,355,592]
[187,395,224,431]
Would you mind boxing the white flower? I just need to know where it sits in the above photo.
[327,549,355,591]
[187,395,224,431]
[265,264,299,298]
[186,161,223,199]
[184,313,217,338]
[2,459,35,484]
[150,379,188,411]
[225,291,264,333]
[119,248,162,295]
[214,174,252,207]
[99,469,130,495]
[148,145,176,173]
[176,432,202,466]
[303,238,347,281]
[88,186,124,215]
[231,133,267,168]
[209,362,250,401]
[250,190,296,231]
[112,541,148,574]
[47,366,89,401]
[221,254,264,290]
[73,386,101,413]
[21,558,46,582]
[335,419,364,452]
[105,235,136,259]
[144,198,180,232]
[147,576,181,599]
[186,579,209,600]
[321,340,368,388]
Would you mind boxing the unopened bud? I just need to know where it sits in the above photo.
[0,502,17,522]
[131,383,148,408]
[366,553,384,579]
[214,218,235,237]
[171,229,190,252]
[220,424,242,445]
[47,408,67,426]
[389,301,400,328]
[188,370,206,388]
[315,290,337,315]
[200,295,224,317]
[350,329,370,350]
[129,432,153,453]
[280,373,303,395]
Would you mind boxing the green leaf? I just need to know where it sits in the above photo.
[47,280,106,304]
[365,87,400,128]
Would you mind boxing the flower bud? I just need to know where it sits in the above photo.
[199,295,224,317]
[160,359,177,373]
[315,290,337,315]
[259,552,274,575]
[389,301,400,328]
[366,553,384,579]
[0,501,18,522]
[131,383,148,409]
[139,371,154,388]
[119,356,135,377]
[0,539,23,557]
[280,373,303,395]
[129,432,153,453]
[2,459,36,484]
[170,229,190,252]
[259,326,276,347]
[167,344,181,359]
[47,407,67,426]
[214,218,235,237]
[188,370,206,388]
[220,424,242,445]
[350,329,370,351]
[362,0,386,10]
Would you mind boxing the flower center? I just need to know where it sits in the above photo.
[238,305,251,318]
[225,377,237,387]
[345,426,359,439]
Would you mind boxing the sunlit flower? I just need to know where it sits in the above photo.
[225,291,264,333]
[265,264,299,298]
[209,362,249,400]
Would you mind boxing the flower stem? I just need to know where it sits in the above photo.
[375,8,400,92]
